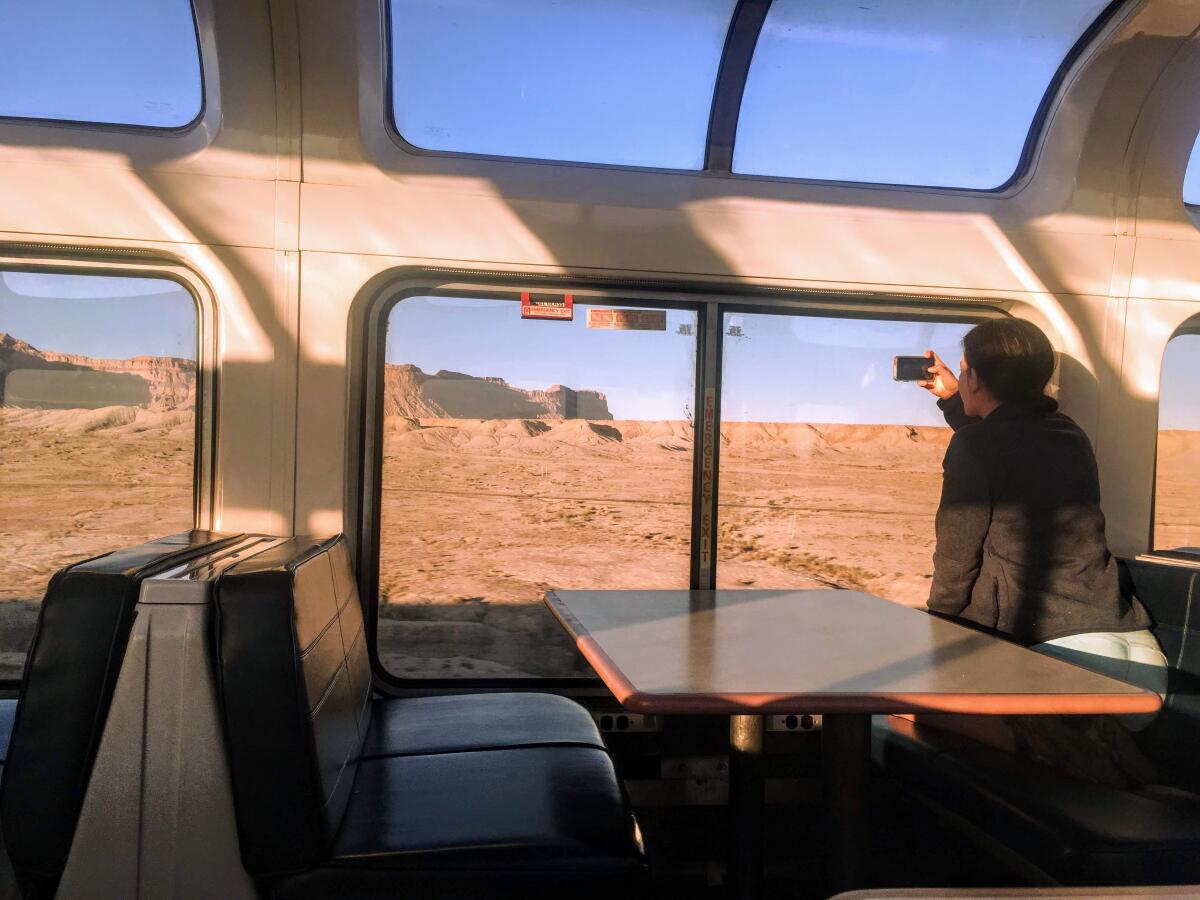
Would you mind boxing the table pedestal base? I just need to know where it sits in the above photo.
[728,714,765,900]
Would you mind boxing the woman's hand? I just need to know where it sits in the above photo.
[918,350,959,400]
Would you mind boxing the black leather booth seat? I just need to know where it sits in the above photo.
[216,536,645,900]
[875,714,1200,885]
[0,531,238,891]
[363,691,609,758]
[873,557,1200,886]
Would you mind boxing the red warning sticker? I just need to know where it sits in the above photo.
[521,292,574,321]
[586,308,667,331]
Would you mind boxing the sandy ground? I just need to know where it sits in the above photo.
[1154,429,1200,552]
[377,418,952,678]
[0,407,193,678]
[378,417,1200,678]
[2,408,1197,681]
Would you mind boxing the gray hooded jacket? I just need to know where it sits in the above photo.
[928,392,1151,645]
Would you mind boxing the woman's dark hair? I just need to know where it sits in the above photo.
[962,319,1055,403]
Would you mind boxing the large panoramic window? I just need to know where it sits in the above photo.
[0,271,197,680]
[717,313,973,606]
[1154,329,1200,552]
[733,0,1113,188]
[378,295,698,678]
[388,0,736,169]
[1185,132,1200,207]
[0,0,202,128]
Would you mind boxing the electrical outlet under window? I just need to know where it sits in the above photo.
[594,711,659,733]
[767,713,822,732]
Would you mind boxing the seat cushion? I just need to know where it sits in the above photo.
[275,746,644,899]
[1119,559,1200,794]
[874,715,1200,885]
[362,693,608,758]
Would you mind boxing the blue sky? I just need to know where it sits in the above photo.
[0,3,1197,426]
[1161,334,1200,431]
[392,0,1108,189]
[387,297,970,426]
[6,282,1193,430]
[391,0,736,169]
[387,297,1200,429]
[388,297,700,421]
[0,0,1193,192]
[0,0,201,127]
[721,314,970,425]
[733,0,1108,188]
[0,272,196,359]
[1186,140,1200,206]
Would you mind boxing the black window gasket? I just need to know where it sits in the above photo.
[705,0,772,173]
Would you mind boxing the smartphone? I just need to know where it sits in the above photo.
[893,355,932,382]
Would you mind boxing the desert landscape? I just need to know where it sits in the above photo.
[0,332,196,679]
[2,332,1198,681]
[376,364,1200,678]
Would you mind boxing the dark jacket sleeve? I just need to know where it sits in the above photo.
[937,392,980,432]
[928,430,992,618]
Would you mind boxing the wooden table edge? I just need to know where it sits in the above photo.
[543,591,1162,717]
[553,689,1162,716]
[544,590,640,705]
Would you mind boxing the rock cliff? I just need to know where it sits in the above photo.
[0,333,196,411]
[383,364,611,420]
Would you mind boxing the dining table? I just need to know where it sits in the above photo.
[544,588,1162,899]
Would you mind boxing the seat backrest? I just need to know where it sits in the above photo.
[1120,557,1200,791]
[216,535,372,877]
[0,531,238,883]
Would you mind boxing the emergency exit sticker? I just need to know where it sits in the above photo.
[521,292,574,321]
[586,308,667,331]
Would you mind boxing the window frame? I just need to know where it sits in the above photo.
[353,271,1005,693]
[0,0,207,134]
[1151,316,1200,553]
[358,283,708,689]
[0,249,216,687]
[378,0,1133,194]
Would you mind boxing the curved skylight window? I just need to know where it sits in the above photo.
[733,0,1114,189]
[1185,132,1200,206]
[389,0,737,169]
[0,0,202,129]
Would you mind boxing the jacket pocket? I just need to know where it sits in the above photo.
[970,554,1002,631]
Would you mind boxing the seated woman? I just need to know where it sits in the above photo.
[916,318,1167,787]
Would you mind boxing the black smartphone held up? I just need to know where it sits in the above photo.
[893,355,932,382]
